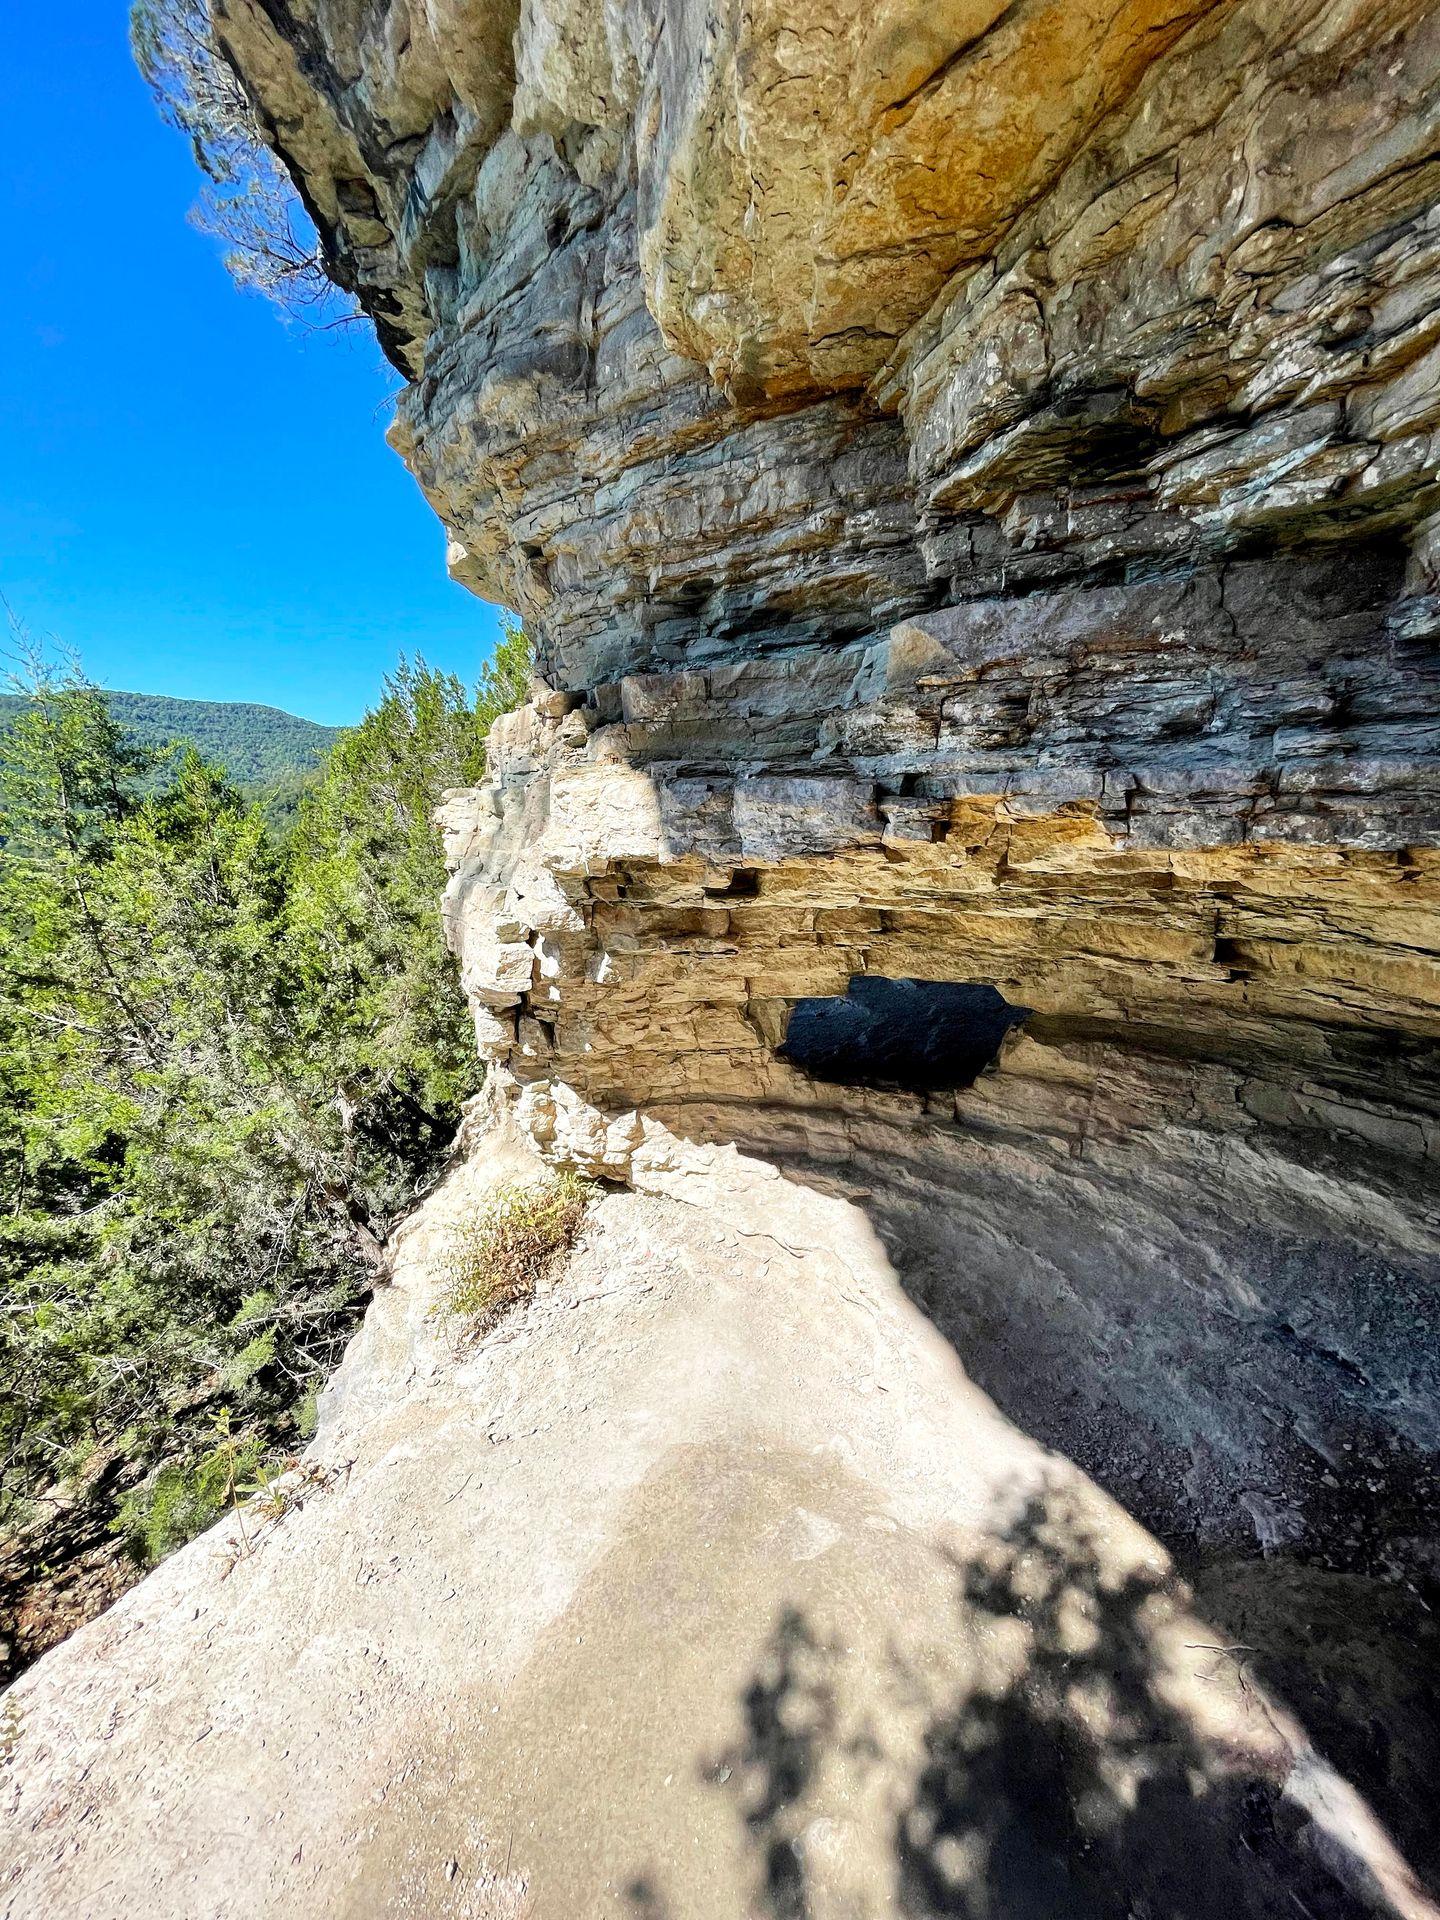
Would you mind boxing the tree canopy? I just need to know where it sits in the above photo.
[0,623,531,1676]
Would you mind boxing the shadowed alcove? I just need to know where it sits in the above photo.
[777,977,1030,1094]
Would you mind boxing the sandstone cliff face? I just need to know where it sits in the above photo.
[5,1,1440,1914]
[213,0,1440,1523]
[212,0,1440,1117]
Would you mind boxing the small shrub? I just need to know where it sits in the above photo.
[223,1327,277,1393]
[115,1463,204,1564]
[114,1428,266,1565]
[295,1382,322,1440]
[437,1171,594,1338]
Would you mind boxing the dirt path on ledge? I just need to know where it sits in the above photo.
[2,1122,1433,1920]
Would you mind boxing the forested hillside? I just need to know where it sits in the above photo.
[0,691,341,825]
[0,629,530,1678]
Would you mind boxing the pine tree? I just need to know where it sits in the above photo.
[0,630,531,1672]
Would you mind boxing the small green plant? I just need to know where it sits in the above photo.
[113,1413,269,1565]
[115,1464,216,1565]
[437,1171,595,1339]
[295,1381,322,1441]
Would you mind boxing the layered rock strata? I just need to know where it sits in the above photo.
[6,0,1440,1912]
[208,0,1440,1127]
[217,0,1440,1884]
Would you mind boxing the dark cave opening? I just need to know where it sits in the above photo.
[778,976,1030,1094]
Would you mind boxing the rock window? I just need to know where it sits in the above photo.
[779,976,1028,1094]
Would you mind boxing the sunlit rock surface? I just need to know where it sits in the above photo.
[3,1116,1437,1918]
[5,0,1440,1912]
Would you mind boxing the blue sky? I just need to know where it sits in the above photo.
[0,5,504,726]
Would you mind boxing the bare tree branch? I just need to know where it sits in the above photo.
[130,0,360,329]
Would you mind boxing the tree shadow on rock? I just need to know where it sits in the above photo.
[621,1875,675,1919]
[854,1167,1440,1900]
[894,1489,1370,1920]
[711,1489,1416,1920]
[718,1607,839,1919]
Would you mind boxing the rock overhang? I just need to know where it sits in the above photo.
[218,0,1240,393]
[220,0,1440,1584]
[4,4,1440,1912]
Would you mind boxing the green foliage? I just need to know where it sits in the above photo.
[115,1431,266,1566]
[438,1170,595,1338]
[0,625,532,1589]
[287,655,488,1129]
[475,616,534,738]
[285,618,531,1128]
[0,690,341,829]
[54,690,334,786]
[295,1382,322,1442]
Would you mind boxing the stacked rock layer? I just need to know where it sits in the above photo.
[208,0,1440,1901]
[216,0,1440,1125]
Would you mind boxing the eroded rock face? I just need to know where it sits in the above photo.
[229,0,1438,1860]
[212,0,1440,1140]
[6,0,1439,1912]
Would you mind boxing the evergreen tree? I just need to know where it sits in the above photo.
[0,629,531,1673]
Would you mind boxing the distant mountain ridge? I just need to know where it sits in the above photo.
[0,689,342,792]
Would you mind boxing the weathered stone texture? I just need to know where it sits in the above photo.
[7,1117,1437,1918]
[216,0,1440,682]
[216,0,1440,1691]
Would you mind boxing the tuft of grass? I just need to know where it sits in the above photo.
[437,1170,595,1339]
